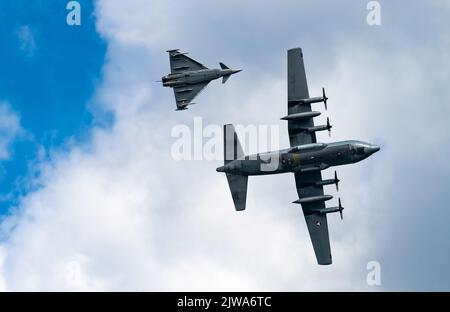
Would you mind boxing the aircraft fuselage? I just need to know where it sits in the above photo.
[217,140,380,176]
[162,68,241,87]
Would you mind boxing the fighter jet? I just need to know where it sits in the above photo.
[162,49,242,111]
[216,48,380,265]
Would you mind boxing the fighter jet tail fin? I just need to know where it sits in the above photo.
[223,124,244,164]
[222,75,231,84]
[226,173,248,211]
[219,62,230,70]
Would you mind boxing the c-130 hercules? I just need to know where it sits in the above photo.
[162,49,242,111]
[216,48,380,265]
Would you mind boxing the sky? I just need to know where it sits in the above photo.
[0,0,449,291]
[0,0,106,213]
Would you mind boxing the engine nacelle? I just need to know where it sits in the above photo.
[293,195,333,204]
[297,163,330,173]
[281,111,321,121]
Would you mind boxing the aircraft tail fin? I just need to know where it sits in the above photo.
[226,173,248,211]
[223,124,244,164]
[219,62,230,70]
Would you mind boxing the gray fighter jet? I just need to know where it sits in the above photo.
[162,49,242,111]
[216,48,380,265]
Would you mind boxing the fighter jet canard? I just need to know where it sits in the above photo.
[161,49,242,111]
[216,48,380,265]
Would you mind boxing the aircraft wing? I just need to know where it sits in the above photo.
[173,82,209,110]
[287,48,316,146]
[168,50,208,74]
[295,171,332,265]
[288,48,332,265]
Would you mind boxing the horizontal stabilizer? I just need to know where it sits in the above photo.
[226,173,248,211]
[219,62,230,70]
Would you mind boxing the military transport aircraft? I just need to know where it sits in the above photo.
[161,49,242,111]
[216,48,380,265]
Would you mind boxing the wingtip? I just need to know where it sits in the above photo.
[287,47,303,52]
[318,261,333,266]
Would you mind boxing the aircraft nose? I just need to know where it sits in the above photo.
[366,145,380,155]
[232,69,242,74]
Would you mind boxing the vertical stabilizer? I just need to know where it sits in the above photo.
[224,124,244,164]
[219,62,230,70]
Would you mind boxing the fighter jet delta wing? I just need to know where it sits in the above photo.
[167,49,208,73]
[173,82,210,111]
[286,48,335,265]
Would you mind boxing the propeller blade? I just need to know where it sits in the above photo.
[322,87,328,110]
[334,171,340,192]
[338,197,344,220]
[327,117,331,137]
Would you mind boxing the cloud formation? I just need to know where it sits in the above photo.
[0,0,449,291]
[0,103,23,162]
[16,25,36,57]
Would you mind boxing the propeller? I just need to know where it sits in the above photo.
[326,117,332,137]
[322,87,328,110]
[334,171,340,192]
[338,198,344,220]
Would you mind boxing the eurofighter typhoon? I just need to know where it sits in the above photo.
[162,49,242,111]
[216,48,380,265]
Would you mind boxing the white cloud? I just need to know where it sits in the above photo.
[0,247,6,291]
[0,0,449,291]
[17,25,36,57]
[0,103,23,162]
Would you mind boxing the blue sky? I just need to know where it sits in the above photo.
[0,0,106,213]
[0,0,449,291]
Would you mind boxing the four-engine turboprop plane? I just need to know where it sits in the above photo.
[162,49,242,111]
[216,48,380,265]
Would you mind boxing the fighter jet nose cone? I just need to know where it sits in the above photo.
[368,145,380,155]
[233,69,242,74]
[372,145,380,153]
